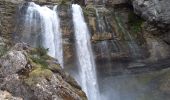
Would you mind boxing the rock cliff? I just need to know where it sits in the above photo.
[0,0,170,100]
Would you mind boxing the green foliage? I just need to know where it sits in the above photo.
[128,12,144,33]
[29,46,49,69]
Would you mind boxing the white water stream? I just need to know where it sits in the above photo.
[24,2,63,67]
[72,4,100,100]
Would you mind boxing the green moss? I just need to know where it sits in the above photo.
[128,12,144,33]
[28,46,49,69]
[114,11,144,41]
[25,67,53,85]
[30,55,48,69]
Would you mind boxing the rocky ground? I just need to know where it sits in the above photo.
[0,42,87,100]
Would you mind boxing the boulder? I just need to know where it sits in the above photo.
[132,0,170,25]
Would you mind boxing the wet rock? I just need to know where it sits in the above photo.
[92,33,113,42]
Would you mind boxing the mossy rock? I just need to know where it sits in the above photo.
[27,46,52,69]
[24,67,53,86]
[30,55,48,69]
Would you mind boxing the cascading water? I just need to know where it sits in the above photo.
[22,2,63,67]
[114,12,141,58]
[95,8,110,57]
[95,8,112,66]
[72,4,100,100]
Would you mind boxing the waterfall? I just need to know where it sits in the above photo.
[22,2,63,67]
[72,4,100,100]
[114,12,141,58]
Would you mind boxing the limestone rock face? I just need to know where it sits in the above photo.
[0,0,18,39]
[0,0,62,39]
[0,43,87,100]
[132,0,170,25]
[0,50,27,77]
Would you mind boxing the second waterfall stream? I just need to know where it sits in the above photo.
[72,4,100,100]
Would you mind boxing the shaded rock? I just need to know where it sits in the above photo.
[132,0,170,25]
[106,0,128,6]
[144,33,170,62]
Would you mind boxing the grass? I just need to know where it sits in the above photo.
[24,67,53,85]
[24,46,56,85]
